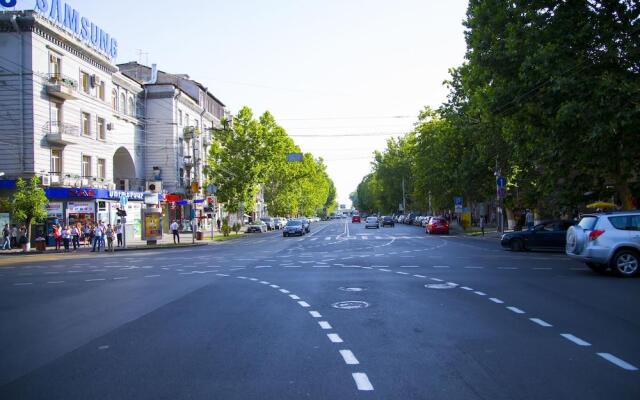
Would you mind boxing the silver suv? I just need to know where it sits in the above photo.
[566,211,640,277]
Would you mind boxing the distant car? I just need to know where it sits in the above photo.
[283,220,305,237]
[566,211,640,277]
[501,220,575,252]
[260,217,275,231]
[352,215,361,223]
[421,216,433,227]
[381,216,395,227]
[426,217,449,234]
[272,217,286,230]
[365,216,380,229]
[299,218,311,233]
[246,221,268,233]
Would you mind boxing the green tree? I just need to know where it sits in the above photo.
[12,176,48,238]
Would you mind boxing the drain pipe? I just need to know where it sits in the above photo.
[11,15,25,175]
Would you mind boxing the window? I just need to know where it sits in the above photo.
[51,149,62,174]
[112,89,118,109]
[128,97,135,117]
[609,216,640,231]
[179,110,183,126]
[49,53,61,78]
[80,71,90,94]
[97,117,106,140]
[185,114,190,127]
[178,138,184,156]
[81,112,91,136]
[81,155,91,177]
[98,81,105,100]
[52,102,63,127]
[97,158,106,179]
[120,92,126,114]
[195,120,199,130]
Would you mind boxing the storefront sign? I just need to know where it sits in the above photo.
[46,202,64,216]
[67,201,94,213]
[34,0,118,59]
[109,190,143,201]
[45,187,144,201]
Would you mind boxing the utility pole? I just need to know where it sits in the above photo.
[402,177,406,213]
[428,190,432,215]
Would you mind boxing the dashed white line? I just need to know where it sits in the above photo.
[413,274,427,278]
[318,321,332,330]
[529,318,552,327]
[85,278,106,282]
[279,289,290,294]
[216,273,230,277]
[298,301,311,308]
[352,372,374,391]
[396,271,409,275]
[270,284,280,288]
[506,306,526,314]
[489,298,504,304]
[260,281,270,285]
[13,282,33,286]
[596,353,639,371]
[144,275,160,278]
[379,269,391,272]
[249,278,259,281]
[400,265,420,268]
[327,333,343,343]
[309,311,322,318]
[432,265,450,268]
[464,266,484,269]
[430,278,443,282]
[474,291,487,296]
[289,294,301,300]
[339,349,360,365]
[113,277,128,280]
[560,333,591,346]
[460,286,474,291]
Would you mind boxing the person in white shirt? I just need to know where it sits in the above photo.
[170,220,180,244]
[92,223,103,252]
[116,220,124,247]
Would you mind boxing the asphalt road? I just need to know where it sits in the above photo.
[0,219,638,399]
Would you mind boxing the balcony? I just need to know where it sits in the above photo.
[46,74,78,100]
[43,121,80,146]
[183,126,195,141]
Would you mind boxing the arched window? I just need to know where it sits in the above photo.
[128,97,135,117]
[112,89,118,110]
[120,92,126,114]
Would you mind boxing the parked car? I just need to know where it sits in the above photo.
[566,211,640,277]
[299,218,311,233]
[365,216,380,229]
[273,217,286,230]
[246,221,268,233]
[283,220,305,237]
[397,215,406,223]
[381,216,395,227]
[260,217,275,231]
[421,216,433,227]
[352,215,361,223]
[426,217,449,234]
[501,220,575,252]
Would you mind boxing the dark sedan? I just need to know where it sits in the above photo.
[501,220,575,252]
[381,216,395,227]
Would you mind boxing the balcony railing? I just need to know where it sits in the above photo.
[46,73,78,100]
[42,121,80,145]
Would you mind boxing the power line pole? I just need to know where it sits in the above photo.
[402,177,406,213]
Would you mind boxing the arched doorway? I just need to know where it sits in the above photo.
[113,147,136,191]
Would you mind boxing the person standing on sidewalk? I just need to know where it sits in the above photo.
[480,216,485,236]
[52,225,61,251]
[10,224,17,248]
[525,209,534,230]
[61,225,71,253]
[106,224,115,252]
[216,218,221,231]
[71,224,80,251]
[2,224,10,250]
[92,223,103,252]
[170,220,180,244]
[116,220,123,247]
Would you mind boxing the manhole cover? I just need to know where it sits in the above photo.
[339,287,366,292]
[332,301,370,309]
[425,283,458,289]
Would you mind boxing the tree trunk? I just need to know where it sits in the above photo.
[616,179,634,211]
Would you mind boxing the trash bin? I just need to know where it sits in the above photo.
[196,231,203,240]
[35,238,46,252]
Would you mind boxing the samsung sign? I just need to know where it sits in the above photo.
[0,1,118,59]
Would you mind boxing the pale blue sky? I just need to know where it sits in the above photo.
[15,0,469,205]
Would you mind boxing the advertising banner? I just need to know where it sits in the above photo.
[142,210,162,241]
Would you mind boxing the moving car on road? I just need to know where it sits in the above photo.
[260,217,275,231]
[352,215,361,223]
[566,211,640,277]
[501,220,574,252]
[246,221,268,233]
[426,217,449,234]
[365,216,380,229]
[283,220,305,237]
[381,216,395,227]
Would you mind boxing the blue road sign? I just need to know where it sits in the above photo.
[496,176,507,188]
[119,195,128,206]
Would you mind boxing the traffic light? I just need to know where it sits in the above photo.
[204,197,215,213]
[116,209,127,217]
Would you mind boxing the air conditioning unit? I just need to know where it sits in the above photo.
[118,179,129,191]
[50,174,61,185]
[146,180,162,193]
[81,178,89,186]
[107,123,114,130]
[41,175,51,186]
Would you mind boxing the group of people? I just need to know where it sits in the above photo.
[50,221,124,253]
[1,224,29,250]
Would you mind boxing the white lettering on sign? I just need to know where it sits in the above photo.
[109,190,144,200]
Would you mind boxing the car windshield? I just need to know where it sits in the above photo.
[366,217,377,222]
[578,216,598,230]
[287,220,302,226]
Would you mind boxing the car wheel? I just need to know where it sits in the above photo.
[586,262,608,274]
[510,239,524,252]
[611,249,639,277]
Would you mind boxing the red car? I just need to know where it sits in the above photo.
[352,215,361,223]
[426,217,449,234]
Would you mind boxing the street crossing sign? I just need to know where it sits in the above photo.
[119,195,128,206]
[454,196,463,213]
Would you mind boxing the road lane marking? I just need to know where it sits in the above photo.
[430,278,443,282]
[497,267,519,270]
[529,318,552,327]
[249,278,259,281]
[396,271,409,275]
[474,291,487,296]
[309,311,322,318]
[113,277,128,280]
[144,275,160,278]
[339,349,360,365]
[279,289,290,294]
[255,266,272,269]
[432,265,450,268]
[533,267,552,270]
[506,306,525,314]
[318,321,332,329]
[464,266,484,269]
[400,265,420,268]
[289,294,301,300]
[13,282,33,286]
[260,281,270,285]
[461,286,474,291]
[352,373,374,391]
[413,274,427,278]
[327,333,343,343]
[85,278,106,282]
[379,269,391,272]
[560,334,591,346]
[489,298,504,304]
[596,353,638,371]
[270,284,280,288]
[298,301,311,307]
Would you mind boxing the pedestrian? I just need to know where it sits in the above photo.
[10,224,17,248]
[91,223,103,252]
[479,216,485,236]
[2,224,10,250]
[116,219,123,247]
[71,224,80,250]
[216,218,221,231]
[525,209,534,230]
[53,224,62,251]
[18,226,28,252]
[170,220,180,244]
[61,225,71,252]
[83,223,92,247]
[106,224,115,252]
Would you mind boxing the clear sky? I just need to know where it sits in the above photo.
[14,0,469,206]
